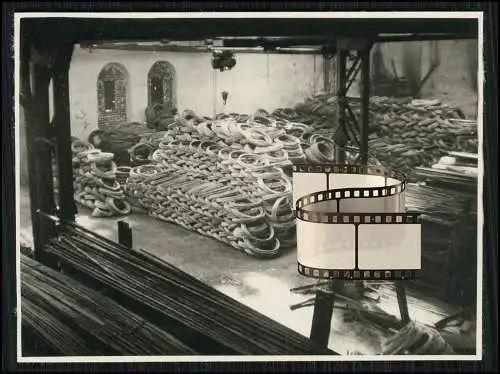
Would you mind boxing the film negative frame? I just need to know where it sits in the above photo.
[293,163,421,281]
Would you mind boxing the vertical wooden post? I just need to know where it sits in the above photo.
[118,221,133,249]
[23,44,58,265]
[52,45,77,221]
[309,288,335,349]
[396,282,411,324]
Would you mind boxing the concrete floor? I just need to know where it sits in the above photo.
[18,187,458,356]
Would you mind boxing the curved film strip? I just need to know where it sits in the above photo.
[293,164,422,281]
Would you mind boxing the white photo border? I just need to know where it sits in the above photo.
[14,11,485,363]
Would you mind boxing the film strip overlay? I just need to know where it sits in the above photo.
[293,164,422,281]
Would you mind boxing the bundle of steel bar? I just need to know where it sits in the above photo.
[43,221,334,355]
[405,183,477,223]
[413,167,477,192]
[21,255,197,356]
[404,183,476,303]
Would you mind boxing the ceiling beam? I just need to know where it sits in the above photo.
[78,43,324,55]
[22,18,478,46]
[376,33,478,42]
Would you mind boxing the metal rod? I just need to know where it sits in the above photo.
[341,56,362,97]
[395,281,411,324]
[52,45,77,221]
[309,289,335,348]
[290,297,316,311]
[335,49,348,164]
[360,45,371,165]
[345,60,362,95]
[290,281,331,293]
[344,102,362,147]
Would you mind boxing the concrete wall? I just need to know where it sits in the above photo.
[374,40,479,118]
[69,46,324,140]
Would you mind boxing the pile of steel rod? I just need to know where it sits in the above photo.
[405,183,477,223]
[21,255,197,356]
[413,167,477,191]
[44,222,333,355]
[404,182,476,303]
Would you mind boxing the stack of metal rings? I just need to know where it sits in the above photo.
[71,138,131,218]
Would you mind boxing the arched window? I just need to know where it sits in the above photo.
[148,61,176,109]
[97,63,129,128]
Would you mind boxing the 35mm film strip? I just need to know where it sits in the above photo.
[293,163,422,281]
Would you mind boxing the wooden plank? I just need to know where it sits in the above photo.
[396,282,411,324]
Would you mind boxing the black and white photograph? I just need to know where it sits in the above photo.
[11,10,487,363]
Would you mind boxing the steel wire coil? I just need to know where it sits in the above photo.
[382,321,454,355]
[119,108,362,257]
[70,138,131,218]
[281,95,477,175]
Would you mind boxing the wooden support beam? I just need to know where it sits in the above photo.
[310,289,335,348]
[23,44,58,266]
[396,282,411,324]
[52,44,77,221]
[118,221,133,249]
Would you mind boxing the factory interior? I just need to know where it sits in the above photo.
[16,16,481,357]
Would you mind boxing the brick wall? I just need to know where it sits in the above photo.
[97,63,129,129]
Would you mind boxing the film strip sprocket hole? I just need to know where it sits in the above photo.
[297,265,422,281]
[293,164,422,281]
